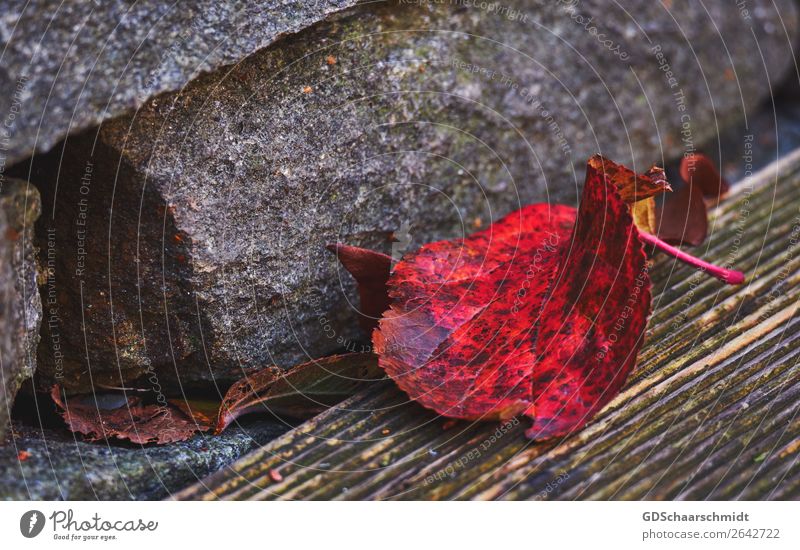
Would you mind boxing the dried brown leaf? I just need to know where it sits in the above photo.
[216,353,382,433]
[51,386,205,445]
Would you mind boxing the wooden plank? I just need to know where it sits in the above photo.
[174,151,800,500]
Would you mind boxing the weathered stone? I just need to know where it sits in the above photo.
[0,418,288,500]
[0,0,359,166]
[31,1,797,393]
[0,179,41,439]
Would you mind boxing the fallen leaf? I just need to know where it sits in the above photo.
[370,155,649,438]
[51,386,205,445]
[656,181,708,246]
[333,155,742,440]
[216,353,382,433]
[524,159,653,438]
[655,152,725,247]
[680,152,730,201]
[167,398,219,431]
[326,244,392,333]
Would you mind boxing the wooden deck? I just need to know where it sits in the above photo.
[174,151,800,500]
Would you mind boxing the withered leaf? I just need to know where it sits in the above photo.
[216,353,383,433]
[680,152,730,201]
[656,181,709,246]
[51,386,206,445]
[587,155,671,203]
[326,243,392,334]
[655,152,726,247]
[167,398,219,431]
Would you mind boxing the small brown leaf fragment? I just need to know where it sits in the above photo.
[656,182,708,247]
[326,243,392,334]
[216,353,382,433]
[51,386,203,445]
[326,55,337,66]
[680,153,730,203]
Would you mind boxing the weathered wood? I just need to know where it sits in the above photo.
[174,151,800,500]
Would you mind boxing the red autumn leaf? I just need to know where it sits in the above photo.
[371,155,651,438]
[51,386,206,445]
[216,353,382,433]
[334,155,744,440]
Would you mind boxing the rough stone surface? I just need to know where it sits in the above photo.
[28,0,797,393]
[0,418,288,500]
[0,179,41,439]
[0,0,359,166]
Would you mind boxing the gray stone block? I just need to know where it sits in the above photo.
[32,1,797,393]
